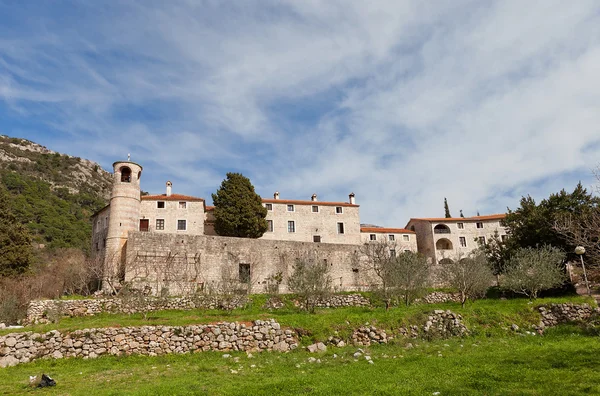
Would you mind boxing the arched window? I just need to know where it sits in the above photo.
[434,224,451,234]
[436,238,453,250]
[120,166,132,183]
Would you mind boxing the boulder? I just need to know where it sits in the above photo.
[0,355,19,368]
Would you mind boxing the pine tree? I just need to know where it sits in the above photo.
[444,198,451,218]
[0,185,33,276]
[212,173,268,238]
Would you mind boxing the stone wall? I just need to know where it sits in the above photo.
[124,232,373,295]
[0,320,297,368]
[26,296,248,324]
[26,293,464,323]
[537,303,600,329]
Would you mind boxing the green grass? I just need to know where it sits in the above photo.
[3,294,593,343]
[1,331,598,395]
[1,295,598,394]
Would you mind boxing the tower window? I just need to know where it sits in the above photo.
[120,166,132,183]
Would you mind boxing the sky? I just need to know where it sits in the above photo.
[1,0,600,228]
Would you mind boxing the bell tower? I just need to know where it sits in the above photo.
[103,159,143,292]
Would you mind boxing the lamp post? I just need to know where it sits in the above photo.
[574,246,590,295]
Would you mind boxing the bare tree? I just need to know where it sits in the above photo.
[360,239,397,309]
[393,251,430,307]
[554,168,600,269]
[442,252,494,307]
[502,246,567,300]
[360,240,429,308]
[287,254,332,313]
[554,210,600,268]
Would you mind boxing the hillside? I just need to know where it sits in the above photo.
[0,135,112,199]
[0,135,112,252]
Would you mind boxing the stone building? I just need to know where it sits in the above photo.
[91,158,505,294]
[405,215,507,264]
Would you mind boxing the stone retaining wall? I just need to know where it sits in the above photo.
[26,292,466,324]
[26,296,248,324]
[537,303,600,329]
[0,320,297,368]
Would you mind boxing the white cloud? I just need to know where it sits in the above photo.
[0,0,599,226]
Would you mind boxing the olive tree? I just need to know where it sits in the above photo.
[502,246,567,300]
[442,253,494,307]
[287,256,332,313]
[361,240,429,308]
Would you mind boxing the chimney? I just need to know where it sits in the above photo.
[349,192,355,205]
[274,191,280,200]
[166,181,172,197]
[311,194,318,202]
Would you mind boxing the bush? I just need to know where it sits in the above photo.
[502,246,567,299]
[442,253,494,307]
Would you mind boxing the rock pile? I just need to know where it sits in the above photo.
[262,296,285,310]
[0,319,296,368]
[26,296,248,324]
[537,303,600,330]
[421,310,469,339]
[418,292,461,304]
[313,294,371,308]
[397,325,420,339]
[352,325,390,346]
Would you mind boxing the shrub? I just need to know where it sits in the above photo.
[502,246,567,299]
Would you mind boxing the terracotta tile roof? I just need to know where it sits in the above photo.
[407,214,506,223]
[361,227,416,234]
[141,193,205,202]
[205,205,215,211]
[261,199,358,207]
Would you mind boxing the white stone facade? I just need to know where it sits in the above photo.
[405,215,507,264]
[359,227,418,252]
[140,193,205,235]
[259,194,361,245]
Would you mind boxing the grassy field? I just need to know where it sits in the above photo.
[1,295,598,395]
[1,329,599,395]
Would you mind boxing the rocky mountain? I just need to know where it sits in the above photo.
[0,135,112,200]
[0,135,112,252]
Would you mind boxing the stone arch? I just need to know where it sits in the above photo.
[439,258,454,265]
[436,238,453,250]
[434,224,450,234]
[120,166,132,183]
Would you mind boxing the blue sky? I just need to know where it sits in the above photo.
[1,0,600,227]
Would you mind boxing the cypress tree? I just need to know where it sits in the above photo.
[444,198,451,218]
[212,173,268,238]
